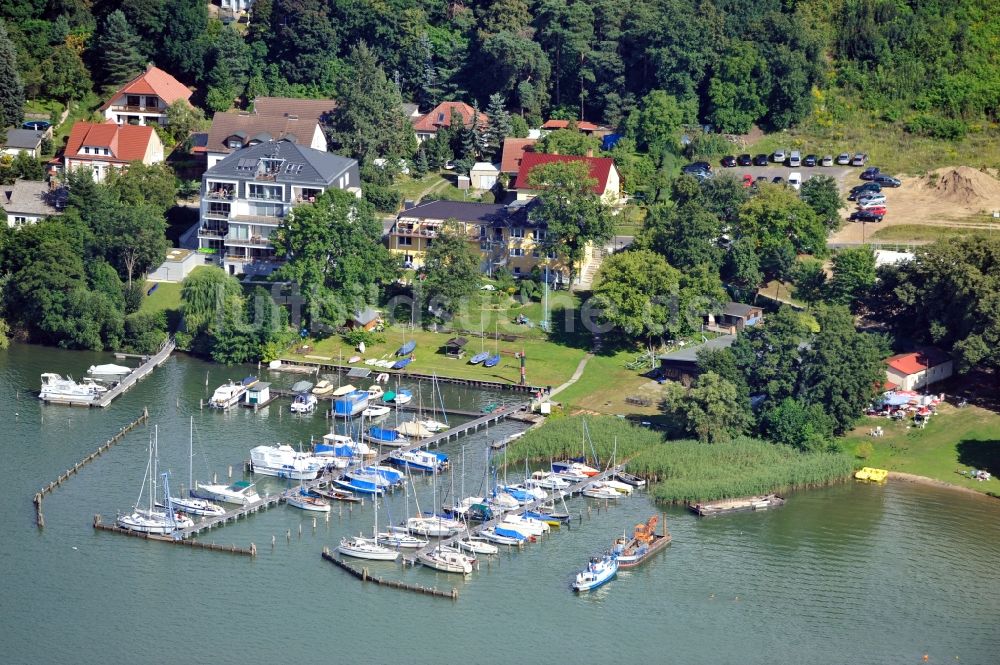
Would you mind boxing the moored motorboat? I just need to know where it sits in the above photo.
[390,389,413,405]
[572,554,618,592]
[377,528,428,549]
[332,383,356,397]
[481,525,528,545]
[362,405,391,418]
[396,420,433,439]
[552,459,599,478]
[582,482,620,500]
[528,471,571,491]
[88,363,131,376]
[417,546,473,574]
[287,487,331,512]
[419,419,449,433]
[457,536,499,555]
[365,426,408,447]
[191,480,260,506]
[39,373,100,402]
[289,392,318,414]
[366,384,384,400]
[209,376,258,410]
[312,380,335,396]
[333,390,369,418]
[613,471,646,488]
[406,516,462,537]
[389,448,448,473]
[249,444,326,480]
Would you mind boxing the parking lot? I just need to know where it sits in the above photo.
[712,164,858,192]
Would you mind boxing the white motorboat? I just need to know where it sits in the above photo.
[389,448,448,473]
[366,384,384,400]
[572,554,618,592]
[338,535,399,561]
[417,546,473,574]
[419,419,449,433]
[480,527,526,546]
[312,380,335,396]
[500,514,550,536]
[332,383,357,397]
[249,444,325,480]
[582,482,620,500]
[191,480,260,506]
[88,363,131,376]
[406,516,462,537]
[209,377,257,410]
[457,536,499,555]
[80,377,109,394]
[39,373,99,401]
[377,527,428,549]
[603,479,634,495]
[528,471,571,491]
[361,405,391,418]
[289,392,318,414]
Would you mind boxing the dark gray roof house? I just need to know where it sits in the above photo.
[658,335,737,383]
[2,129,44,154]
[206,139,359,186]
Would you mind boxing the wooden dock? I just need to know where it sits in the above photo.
[171,491,286,539]
[404,464,627,564]
[40,338,176,408]
[321,547,458,600]
[33,410,149,527]
[93,514,257,556]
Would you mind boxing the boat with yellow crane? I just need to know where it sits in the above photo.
[612,515,672,569]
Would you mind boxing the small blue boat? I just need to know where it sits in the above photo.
[483,354,501,368]
[469,352,490,365]
[332,476,385,495]
[572,554,618,592]
[333,390,369,417]
[364,465,404,485]
[396,340,416,356]
[366,426,408,446]
[392,357,413,370]
[389,449,448,473]
[495,525,529,542]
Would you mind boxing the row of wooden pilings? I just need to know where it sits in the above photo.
[93,515,257,556]
[321,547,459,600]
[33,408,149,528]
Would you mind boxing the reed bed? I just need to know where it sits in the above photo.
[507,416,853,502]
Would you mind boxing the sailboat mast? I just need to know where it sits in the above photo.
[151,425,158,513]
[189,416,194,491]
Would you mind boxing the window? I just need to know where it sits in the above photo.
[510,227,524,238]
[532,250,540,258]
[248,202,284,218]
[207,202,231,216]
[513,267,522,275]
[127,95,140,107]
[249,184,282,201]
[509,247,524,257]
[13,216,27,227]
[535,229,547,241]
[546,250,557,259]
[398,236,413,246]
[83,147,90,154]
[235,158,255,172]
[228,139,243,150]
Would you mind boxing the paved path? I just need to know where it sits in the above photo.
[546,353,594,399]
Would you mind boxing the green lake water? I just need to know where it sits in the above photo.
[1,343,999,664]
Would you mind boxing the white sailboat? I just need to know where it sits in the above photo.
[118,427,194,534]
[168,418,225,517]
[416,546,474,574]
[338,483,399,561]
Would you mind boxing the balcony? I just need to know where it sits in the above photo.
[205,190,235,201]
[392,227,438,238]
[109,105,163,114]
[225,234,272,247]
[232,214,283,225]
[198,227,227,238]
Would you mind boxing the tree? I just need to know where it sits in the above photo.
[640,201,723,272]
[272,189,397,327]
[204,25,251,113]
[872,236,1000,373]
[0,21,24,131]
[724,236,763,302]
[625,90,685,153]
[165,100,206,144]
[828,246,876,311]
[535,127,600,156]
[761,397,835,452]
[706,42,771,134]
[700,175,750,224]
[421,223,481,314]
[792,258,827,306]
[94,10,145,87]
[527,160,613,284]
[330,43,416,162]
[160,0,207,81]
[11,150,43,180]
[737,184,827,256]
[662,371,752,443]
[730,305,810,406]
[104,162,177,211]
[484,93,512,157]
[799,305,889,434]
[800,175,843,230]
[179,267,244,352]
[593,248,682,340]
[99,204,168,287]
[41,46,91,103]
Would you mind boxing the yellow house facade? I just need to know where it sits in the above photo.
[388,199,595,286]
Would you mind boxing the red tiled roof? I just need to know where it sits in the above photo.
[64,122,156,163]
[541,119,604,132]
[412,102,486,133]
[885,348,951,376]
[500,138,537,174]
[513,152,615,194]
[100,66,192,110]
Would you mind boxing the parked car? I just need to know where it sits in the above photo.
[772,149,786,164]
[771,176,784,184]
[873,174,901,187]
[803,154,817,167]
[22,120,51,131]
[742,174,754,188]
[860,167,881,180]
[850,210,884,222]
[851,153,868,167]
[836,153,851,165]
[737,154,753,166]
[753,154,769,166]
[789,151,801,168]
[848,183,881,200]
[721,155,737,167]
[821,155,834,166]
[787,172,802,190]
[857,194,887,208]
[864,206,887,216]
[682,161,712,174]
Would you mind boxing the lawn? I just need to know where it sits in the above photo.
[870,225,991,242]
[292,325,588,390]
[842,404,1000,494]
[141,280,182,315]
[394,172,450,202]
[554,348,666,418]
[52,93,101,151]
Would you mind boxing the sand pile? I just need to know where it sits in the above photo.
[924,166,1000,205]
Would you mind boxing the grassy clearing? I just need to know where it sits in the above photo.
[555,348,665,418]
[295,325,587,389]
[394,172,450,202]
[748,110,1000,177]
[141,280,182,315]
[842,405,1000,494]
[869,225,988,242]
[52,93,101,151]
[506,415,853,502]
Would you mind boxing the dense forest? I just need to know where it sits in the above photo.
[1,0,998,135]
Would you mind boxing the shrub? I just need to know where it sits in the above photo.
[904,114,968,140]
[855,441,874,460]
[364,184,402,213]
[342,327,385,348]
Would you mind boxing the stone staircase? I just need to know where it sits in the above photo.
[574,247,606,291]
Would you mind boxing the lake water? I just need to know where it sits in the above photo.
[2,344,999,664]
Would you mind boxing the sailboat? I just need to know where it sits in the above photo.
[469,314,489,364]
[377,475,428,549]
[419,374,449,433]
[118,427,194,534]
[168,418,225,517]
[483,321,501,368]
[287,485,331,512]
[337,485,399,561]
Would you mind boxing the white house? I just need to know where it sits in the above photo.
[100,66,192,126]
[885,348,954,391]
[470,162,500,190]
[512,152,622,205]
[63,122,164,183]
[2,129,44,157]
[2,179,66,228]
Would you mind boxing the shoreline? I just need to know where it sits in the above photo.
[886,471,999,500]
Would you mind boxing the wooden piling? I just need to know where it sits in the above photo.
[92,514,256,556]
[320,548,458,600]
